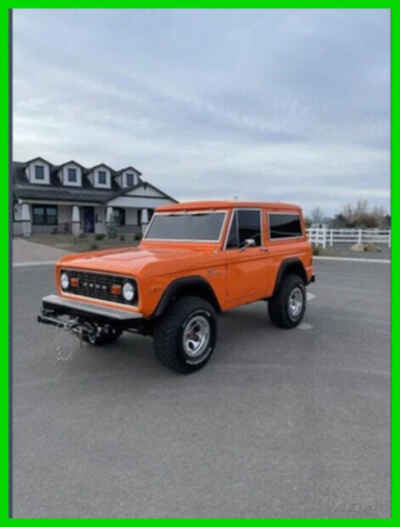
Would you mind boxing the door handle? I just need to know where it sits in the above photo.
[259,247,269,252]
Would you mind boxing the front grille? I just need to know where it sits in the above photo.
[63,269,137,305]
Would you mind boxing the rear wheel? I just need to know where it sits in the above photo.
[268,274,306,328]
[153,296,217,373]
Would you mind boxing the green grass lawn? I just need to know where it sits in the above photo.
[29,233,141,253]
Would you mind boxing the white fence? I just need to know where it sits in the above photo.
[306,228,391,249]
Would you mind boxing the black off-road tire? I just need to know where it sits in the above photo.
[153,296,217,374]
[268,274,306,329]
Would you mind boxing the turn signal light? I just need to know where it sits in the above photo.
[111,284,122,295]
[70,277,79,287]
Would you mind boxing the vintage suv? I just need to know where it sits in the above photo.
[38,201,315,373]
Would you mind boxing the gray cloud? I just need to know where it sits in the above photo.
[13,8,390,215]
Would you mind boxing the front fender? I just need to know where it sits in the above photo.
[151,275,221,318]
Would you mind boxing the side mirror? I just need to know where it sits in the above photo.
[241,238,256,251]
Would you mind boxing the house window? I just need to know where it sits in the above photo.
[226,210,261,249]
[113,208,126,226]
[67,168,77,183]
[126,173,134,187]
[34,165,45,180]
[32,205,58,226]
[269,213,302,239]
[98,171,107,185]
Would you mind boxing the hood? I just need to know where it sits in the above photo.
[56,244,220,277]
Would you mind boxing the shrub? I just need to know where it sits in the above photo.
[89,243,98,251]
[312,244,321,256]
[106,220,117,239]
[95,233,105,241]
[120,235,125,241]
[364,243,377,252]
[134,233,142,241]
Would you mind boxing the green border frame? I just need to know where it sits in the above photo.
[5,5,394,521]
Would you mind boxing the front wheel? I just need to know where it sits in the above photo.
[153,296,217,373]
[268,274,306,328]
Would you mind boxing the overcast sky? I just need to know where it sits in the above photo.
[13,9,390,215]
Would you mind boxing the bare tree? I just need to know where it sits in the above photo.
[335,200,388,228]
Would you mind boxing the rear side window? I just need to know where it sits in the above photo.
[269,213,302,239]
[226,209,261,249]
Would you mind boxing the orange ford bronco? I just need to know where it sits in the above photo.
[38,201,315,373]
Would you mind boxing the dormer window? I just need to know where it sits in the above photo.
[29,160,50,184]
[35,165,45,180]
[90,166,111,188]
[26,158,50,184]
[98,171,107,185]
[126,173,134,186]
[67,168,77,183]
[61,162,82,186]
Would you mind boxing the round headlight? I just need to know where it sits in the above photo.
[122,281,135,302]
[61,272,69,290]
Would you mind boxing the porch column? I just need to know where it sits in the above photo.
[106,206,113,223]
[95,207,106,234]
[141,208,149,234]
[21,203,31,237]
[72,206,80,236]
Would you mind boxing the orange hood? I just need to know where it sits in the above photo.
[56,243,222,278]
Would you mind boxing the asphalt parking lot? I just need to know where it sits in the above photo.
[12,260,390,518]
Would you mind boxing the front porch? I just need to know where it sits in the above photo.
[13,202,153,238]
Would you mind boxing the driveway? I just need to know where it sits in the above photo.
[12,238,69,265]
[12,259,390,518]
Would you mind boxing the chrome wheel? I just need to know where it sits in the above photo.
[288,286,304,320]
[182,314,211,361]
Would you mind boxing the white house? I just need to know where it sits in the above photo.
[12,157,177,237]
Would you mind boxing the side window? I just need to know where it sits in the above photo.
[226,210,261,249]
[269,213,302,239]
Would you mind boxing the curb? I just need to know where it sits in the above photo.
[314,256,390,264]
[12,260,57,268]
[12,256,391,268]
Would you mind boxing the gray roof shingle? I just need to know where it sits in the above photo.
[12,159,177,204]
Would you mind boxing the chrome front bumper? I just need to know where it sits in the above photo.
[38,294,143,329]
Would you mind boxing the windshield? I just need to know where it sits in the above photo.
[145,212,226,241]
